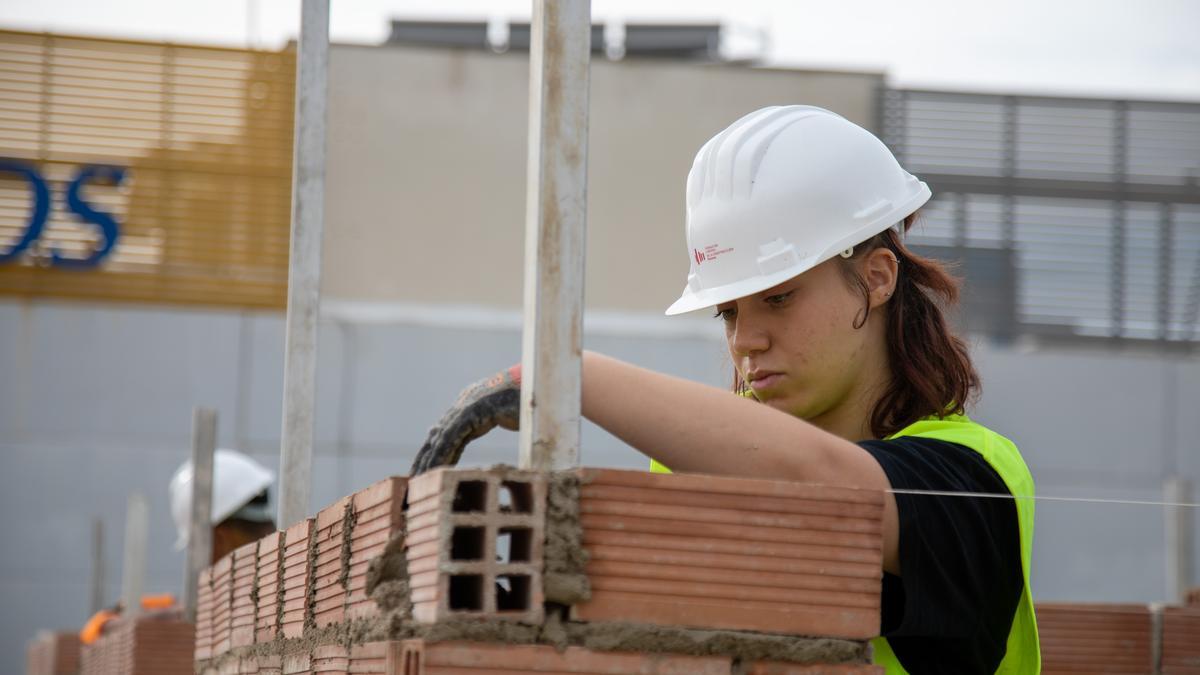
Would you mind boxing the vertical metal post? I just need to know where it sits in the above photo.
[519,0,592,471]
[183,407,217,622]
[1111,100,1129,339]
[278,0,329,528]
[90,518,105,615]
[120,494,148,618]
[1165,477,1194,603]
[1157,203,1174,342]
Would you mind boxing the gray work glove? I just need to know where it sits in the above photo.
[410,365,521,475]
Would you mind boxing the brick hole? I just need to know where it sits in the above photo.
[450,526,486,561]
[452,480,487,512]
[495,574,531,611]
[403,648,421,675]
[496,527,532,563]
[448,574,484,611]
[498,480,533,513]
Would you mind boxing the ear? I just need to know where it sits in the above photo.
[862,247,898,309]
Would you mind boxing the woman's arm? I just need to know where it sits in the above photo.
[581,350,901,574]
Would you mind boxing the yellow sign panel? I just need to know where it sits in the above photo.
[0,30,295,309]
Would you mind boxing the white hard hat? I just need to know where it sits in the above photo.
[169,449,275,551]
[665,105,931,316]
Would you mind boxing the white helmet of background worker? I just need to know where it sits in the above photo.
[169,449,275,550]
[665,105,931,315]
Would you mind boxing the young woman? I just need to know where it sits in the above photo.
[412,106,1039,674]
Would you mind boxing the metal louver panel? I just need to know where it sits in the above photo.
[884,88,1200,346]
[0,30,295,309]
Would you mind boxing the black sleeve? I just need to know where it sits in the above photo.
[858,437,1024,675]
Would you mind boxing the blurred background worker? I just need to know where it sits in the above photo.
[79,450,275,645]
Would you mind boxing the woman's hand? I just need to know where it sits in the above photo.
[409,366,521,475]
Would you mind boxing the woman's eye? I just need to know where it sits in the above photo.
[713,307,736,322]
[765,292,793,306]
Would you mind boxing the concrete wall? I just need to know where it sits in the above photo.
[320,44,882,313]
[2,298,1198,672]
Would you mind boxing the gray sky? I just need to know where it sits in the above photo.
[2,0,1197,100]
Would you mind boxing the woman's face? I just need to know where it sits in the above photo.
[715,255,887,426]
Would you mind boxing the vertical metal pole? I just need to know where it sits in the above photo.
[90,518,105,615]
[1165,477,1194,603]
[519,0,592,471]
[279,0,329,528]
[120,493,148,618]
[183,407,216,622]
[1111,100,1129,340]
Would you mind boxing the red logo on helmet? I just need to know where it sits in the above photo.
[694,249,705,265]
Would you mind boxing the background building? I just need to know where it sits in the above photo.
[0,22,1197,672]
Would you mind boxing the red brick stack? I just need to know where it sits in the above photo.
[1037,603,1153,674]
[80,616,194,675]
[25,630,81,675]
[1161,604,1200,674]
[194,467,886,675]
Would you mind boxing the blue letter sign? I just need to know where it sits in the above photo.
[0,159,126,268]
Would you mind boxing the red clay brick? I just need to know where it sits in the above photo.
[255,531,283,643]
[256,655,282,675]
[281,518,315,639]
[313,496,351,628]
[1162,605,1200,674]
[211,553,235,656]
[81,615,194,675]
[406,468,546,625]
[744,664,884,674]
[25,630,80,675]
[282,653,311,675]
[397,639,730,674]
[238,654,261,674]
[196,566,215,659]
[1037,603,1153,675]
[347,641,396,673]
[311,644,349,673]
[347,477,408,620]
[231,540,259,649]
[570,468,883,639]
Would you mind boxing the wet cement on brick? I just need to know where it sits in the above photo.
[543,472,591,605]
[338,500,357,590]
[196,469,870,670]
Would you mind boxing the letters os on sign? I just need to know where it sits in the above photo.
[0,159,126,268]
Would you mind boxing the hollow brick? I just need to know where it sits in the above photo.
[211,553,234,656]
[405,468,546,625]
[255,531,283,644]
[281,519,315,639]
[570,468,883,639]
[312,496,351,628]
[397,639,730,674]
[1162,605,1200,674]
[1036,603,1153,674]
[347,476,408,620]
[231,540,259,649]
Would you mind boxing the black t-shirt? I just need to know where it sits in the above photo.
[858,436,1024,675]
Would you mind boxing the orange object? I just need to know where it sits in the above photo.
[79,609,118,645]
[140,594,175,610]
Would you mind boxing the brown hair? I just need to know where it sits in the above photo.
[733,212,980,439]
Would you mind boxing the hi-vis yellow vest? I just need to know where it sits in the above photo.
[649,413,1040,674]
